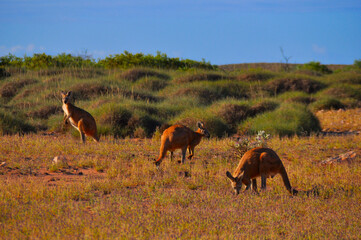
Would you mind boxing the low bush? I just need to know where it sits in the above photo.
[0,78,37,99]
[173,72,225,83]
[309,98,345,111]
[121,68,169,82]
[210,100,278,132]
[0,68,11,79]
[247,100,279,116]
[236,70,275,82]
[27,105,61,119]
[266,76,325,95]
[127,111,161,138]
[354,59,361,68]
[319,84,361,101]
[96,102,164,138]
[240,103,321,136]
[298,61,332,74]
[111,110,132,138]
[0,109,36,135]
[277,91,316,105]
[70,82,111,100]
[163,81,249,105]
[133,77,168,92]
[292,69,323,77]
[323,72,361,85]
[170,108,231,137]
[216,103,250,125]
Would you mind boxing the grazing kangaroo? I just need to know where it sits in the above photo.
[61,91,99,143]
[226,147,298,195]
[154,122,210,166]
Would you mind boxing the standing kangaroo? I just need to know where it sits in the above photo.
[61,91,99,143]
[154,122,210,166]
[226,147,298,195]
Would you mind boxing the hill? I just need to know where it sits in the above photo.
[0,53,361,138]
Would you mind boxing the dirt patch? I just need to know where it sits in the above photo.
[0,166,106,186]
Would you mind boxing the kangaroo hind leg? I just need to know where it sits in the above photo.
[180,146,187,164]
[78,119,86,143]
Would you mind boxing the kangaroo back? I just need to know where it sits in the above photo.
[154,122,210,166]
[226,147,297,195]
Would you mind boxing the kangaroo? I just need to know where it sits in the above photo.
[226,147,298,195]
[61,91,99,143]
[154,122,210,166]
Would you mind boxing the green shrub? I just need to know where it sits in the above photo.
[133,76,168,92]
[98,51,217,70]
[277,91,316,105]
[236,70,275,82]
[0,109,36,135]
[127,111,161,138]
[173,72,225,83]
[107,107,132,138]
[170,108,231,137]
[247,100,279,116]
[209,100,278,133]
[240,103,321,136]
[0,78,38,99]
[266,76,325,95]
[0,52,216,70]
[0,67,11,79]
[161,81,248,105]
[215,103,250,125]
[27,105,61,119]
[309,98,345,111]
[298,61,332,74]
[323,72,361,85]
[121,68,169,82]
[354,59,361,69]
[68,82,111,100]
[318,84,361,101]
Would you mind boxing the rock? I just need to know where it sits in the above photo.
[320,151,357,165]
[52,156,68,166]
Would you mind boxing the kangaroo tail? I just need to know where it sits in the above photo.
[280,165,298,195]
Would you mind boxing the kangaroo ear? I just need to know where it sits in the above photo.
[61,91,66,95]
[197,121,204,129]
[226,171,236,181]
[67,91,73,96]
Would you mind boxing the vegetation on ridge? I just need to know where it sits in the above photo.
[0,53,361,138]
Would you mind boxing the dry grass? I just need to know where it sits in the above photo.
[0,129,360,239]
[316,108,361,132]
[0,78,37,99]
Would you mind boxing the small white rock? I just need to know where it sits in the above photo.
[52,156,68,166]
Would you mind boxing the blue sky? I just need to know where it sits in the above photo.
[1,0,360,65]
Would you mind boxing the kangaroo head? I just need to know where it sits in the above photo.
[197,121,210,138]
[226,171,243,195]
[61,91,73,105]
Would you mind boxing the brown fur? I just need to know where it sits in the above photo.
[61,91,99,143]
[226,147,298,195]
[154,122,210,166]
